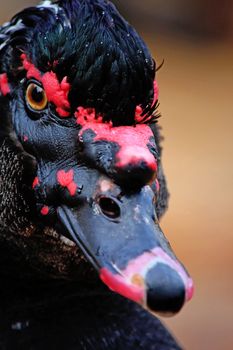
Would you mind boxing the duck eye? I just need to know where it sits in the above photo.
[98,196,121,220]
[26,82,48,111]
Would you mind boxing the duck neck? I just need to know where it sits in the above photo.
[0,278,182,350]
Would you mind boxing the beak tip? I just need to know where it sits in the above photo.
[145,263,187,315]
[100,265,193,317]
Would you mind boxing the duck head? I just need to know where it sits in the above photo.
[0,0,193,315]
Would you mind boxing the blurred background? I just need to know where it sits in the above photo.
[1,1,233,349]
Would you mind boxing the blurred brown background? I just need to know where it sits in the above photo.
[1,1,233,349]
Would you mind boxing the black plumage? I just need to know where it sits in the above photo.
[0,1,192,349]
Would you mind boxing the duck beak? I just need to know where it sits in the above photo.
[57,177,193,316]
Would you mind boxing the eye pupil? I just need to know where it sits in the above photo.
[26,82,48,111]
[31,85,44,103]
[98,196,121,219]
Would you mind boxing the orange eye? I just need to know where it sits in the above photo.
[26,83,48,111]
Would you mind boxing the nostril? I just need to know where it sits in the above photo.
[97,196,121,219]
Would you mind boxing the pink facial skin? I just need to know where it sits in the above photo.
[100,267,144,304]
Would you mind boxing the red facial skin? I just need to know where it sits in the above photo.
[74,79,159,172]
[48,60,59,69]
[21,54,159,123]
[0,73,11,96]
[41,206,49,216]
[21,54,70,117]
[32,177,39,189]
[57,169,77,196]
[75,107,104,125]
[76,108,157,173]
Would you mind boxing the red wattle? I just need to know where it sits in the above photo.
[76,105,158,173]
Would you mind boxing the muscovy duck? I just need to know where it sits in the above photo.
[0,1,193,349]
